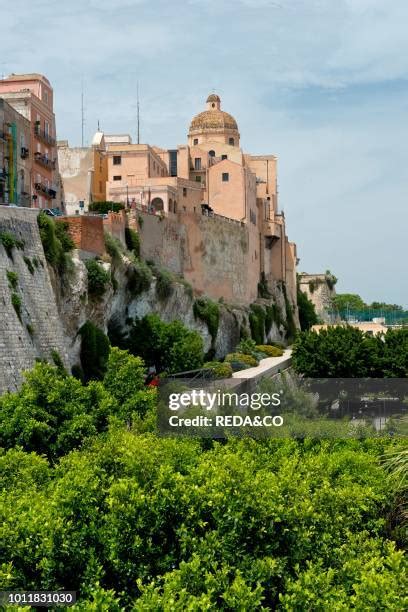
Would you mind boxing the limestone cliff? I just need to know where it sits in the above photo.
[0,207,296,391]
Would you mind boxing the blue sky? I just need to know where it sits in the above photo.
[3,0,408,306]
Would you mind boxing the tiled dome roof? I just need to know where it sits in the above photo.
[189,110,238,132]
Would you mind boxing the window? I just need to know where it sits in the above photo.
[193,138,198,145]
[183,187,187,197]
[221,154,227,160]
[174,201,177,213]
[229,137,235,146]
[113,175,122,181]
[196,176,202,182]
[209,150,215,157]
[169,198,173,213]
[169,150,178,177]
[194,157,201,170]
[222,172,229,182]
[113,155,121,165]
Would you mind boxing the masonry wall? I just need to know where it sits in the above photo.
[138,211,259,303]
[298,273,336,321]
[57,215,105,256]
[0,207,70,393]
[103,210,127,247]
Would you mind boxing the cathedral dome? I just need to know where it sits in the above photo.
[189,94,239,137]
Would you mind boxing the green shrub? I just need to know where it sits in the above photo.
[257,271,271,298]
[178,277,193,299]
[256,344,284,357]
[126,259,152,296]
[125,227,140,256]
[6,271,18,290]
[193,298,220,345]
[50,350,66,374]
[37,213,72,273]
[249,304,266,344]
[297,287,318,331]
[128,314,204,374]
[0,231,24,257]
[236,338,257,356]
[203,361,233,378]
[225,352,258,367]
[26,323,35,336]
[85,259,110,297]
[11,293,22,320]
[104,232,122,261]
[79,321,110,381]
[54,221,75,252]
[89,201,124,214]
[156,268,174,301]
[23,256,35,274]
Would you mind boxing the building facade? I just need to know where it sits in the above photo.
[101,93,298,306]
[0,98,31,206]
[57,131,108,215]
[0,74,59,209]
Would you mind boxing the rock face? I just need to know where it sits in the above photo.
[0,207,296,391]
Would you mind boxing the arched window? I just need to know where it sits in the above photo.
[208,150,216,157]
[229,137,235,146]
[151,197,164,212]
[173,201,177,213]
[169,198,173,213]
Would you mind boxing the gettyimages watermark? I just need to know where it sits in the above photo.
[157,375,408,438]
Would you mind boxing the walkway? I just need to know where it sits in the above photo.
[232,349,292,382]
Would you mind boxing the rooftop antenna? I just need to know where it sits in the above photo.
[136,81,140,144]
[81,79,85,147]
[97,119,100,131]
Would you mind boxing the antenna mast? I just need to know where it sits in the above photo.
[81,80,85,147]
[137,81,140,144]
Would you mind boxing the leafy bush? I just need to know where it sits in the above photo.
[236,338,257,356]
[37,213,72,272]
[127,314,204,374]
[6,270,18,289]
[256,344,284,357]
[125,227,140,256]
[258,271,271,298]
[55,221,75,252]
[0,231,24,257]
[85,259,110,297]
[292,326,408,377]
[89,201,124,214]
[249,303,266,344]
[297,286,318,330]
[104,232,123,261]
[11,292,22,320]
[203,361,233,378]
[23,256,35,274]
[79,321,110,381]
[225,352,259,367]
[156,267,174,300]
[126,259,152,296]
[193,298,220,345]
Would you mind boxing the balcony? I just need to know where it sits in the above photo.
[34,124,56,147]
[35,182,57,199]
[263,218,281,239]
[21,147,30,159]
[0,168,8,181]
[34,151,56,170]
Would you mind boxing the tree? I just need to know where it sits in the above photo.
[331,293,366,312]
[297,288,318,331]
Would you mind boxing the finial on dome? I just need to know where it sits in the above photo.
[206,93,221,110]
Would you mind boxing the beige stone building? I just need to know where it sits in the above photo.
[103,93,298,307]
[0,74,59,209]
[0,98,31,207]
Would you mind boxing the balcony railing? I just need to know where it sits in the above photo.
[35,181,57,199]
[21,147,30,159]
[0,168,8,181]
[34,125,56,147]
[34,151,56,170]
